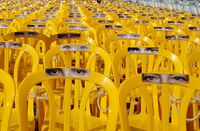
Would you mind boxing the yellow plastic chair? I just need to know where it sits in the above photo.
[0,69,15,131]
[119,73,200,131]
[17,68,119,131]
[112,46,184,130]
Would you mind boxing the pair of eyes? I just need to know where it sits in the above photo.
[0,19,12,22]
[62,45,88,50]
[129,48,158,53]
[94,14,105,16]
[69,15,81,17]
[168,21,184,24]
[166,36,189,39]
[119,16,131,18]
[66,20,80,23]
[142,14,152,16]
[143,75,188,83]
[118,14,128,16]
[46,69,87,76]
[70,26,87,29]
[28,25,45,28]
[0,42,21,48]
[99,21,113,23]
[45,15,56,18]
[155,17,164,19]
[155,27,173,30]
[106,26,121,28]
[94,16,105,18]
[0,24,8,27]
[70,13,80,15]
[119,35,140,38]
[189,27,198,30]
[135,21,148,24]
[165,27,173,30]
[32,20,46,23]
[15,32,38,36]
[58,34,81,38]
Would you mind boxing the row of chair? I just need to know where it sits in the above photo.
[0,0,200,131]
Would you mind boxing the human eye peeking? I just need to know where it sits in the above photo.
[169,74,189,83]
[62,45,71,50]
[142,74,161,83]
[0,42,5,48]
[46,68,63,76]
[145,48,158,53]
[10,42,22,48]
[80,45,88,50]
[128,47,140,53]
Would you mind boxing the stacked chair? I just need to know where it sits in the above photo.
[0,0,200,131]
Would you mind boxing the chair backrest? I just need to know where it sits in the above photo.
[112,47,183,87]
[44,44,112,119]
[155,34,198,62]
[105,34,154,58]
[4,31,48,59]
[17,68,118,131]
[23,23,47,34]
[0,69,15,131]
[44,44,111,77]
[96,24,133,48]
